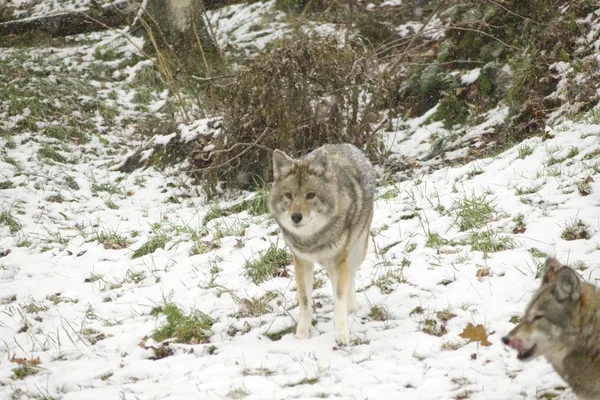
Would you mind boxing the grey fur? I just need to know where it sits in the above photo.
[269,144,375,256]
[268,143,376,345]
[503,257,600,399]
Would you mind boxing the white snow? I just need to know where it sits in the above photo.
[3,4,600,400]
[206,1,288,56]
[461,68,481,85]
[154,132,176,146]
[381,0,403,6]
[2,108,598,398]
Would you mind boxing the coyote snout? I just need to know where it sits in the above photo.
[502,325,538,361]
[268,144,375,345]
[291,212,303,223]
[503,256,600,399]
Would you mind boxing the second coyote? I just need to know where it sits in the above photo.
[503,256,600,399]
[268,144,376,345]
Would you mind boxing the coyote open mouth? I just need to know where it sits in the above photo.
[517,345,536,360]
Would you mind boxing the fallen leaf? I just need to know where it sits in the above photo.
[476,268,490,278]
[436,310,456,322]
[410,306,424,316]
[512,226,526,234]
[10,356,41,366]
[459,323,492,346]
[585,176,595,183]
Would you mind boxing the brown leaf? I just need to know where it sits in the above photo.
[512,226,526,234]
[436,310,456,322]
[459,323,492,346]
[439,324,448,336]
[476,268,490,278]
[10,356,41,366]
[410,306,424,316]
[585,176,595,183]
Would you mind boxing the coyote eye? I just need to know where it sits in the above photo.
[532,315,544,321]
[285,193,292,199]
[306,193,315,200]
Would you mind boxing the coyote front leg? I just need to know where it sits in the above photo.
[294,256,314,339]
[332,253,351,345]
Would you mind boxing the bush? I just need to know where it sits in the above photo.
[199,32,384,194]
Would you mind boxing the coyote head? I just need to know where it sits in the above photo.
[502,257,582,362]
[268,148,336,236]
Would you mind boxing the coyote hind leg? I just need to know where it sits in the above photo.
[347,225,370,313]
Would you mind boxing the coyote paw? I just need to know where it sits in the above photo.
[295,328,310,340]
[335,329,351,346]
[347,301,357,314]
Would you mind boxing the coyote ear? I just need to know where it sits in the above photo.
[309,147,331,177]
[272,149,294,180]
[542,256,564,285]
[553,267,581,302]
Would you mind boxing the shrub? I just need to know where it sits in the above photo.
[199,32,383,195]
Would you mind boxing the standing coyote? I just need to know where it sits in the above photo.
[268,144,376,345]
[502,256,600,399]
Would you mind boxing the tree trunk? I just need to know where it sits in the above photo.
[142,0,221,78]
[0,0,240,40]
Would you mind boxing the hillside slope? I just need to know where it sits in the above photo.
[2,1,600,400]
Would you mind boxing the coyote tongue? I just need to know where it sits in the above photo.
[508,337,526,354]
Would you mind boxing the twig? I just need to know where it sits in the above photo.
[191,5,211,78]
[191,74,237,82]
[485,0,538,23]
[390,0,447,70]
[199,0,223,60]
[130,0,148,29]
[191,128,273,173]
[447,26,517,50]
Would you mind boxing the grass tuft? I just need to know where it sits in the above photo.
[152,303,214,343]
[561,219,591,241]
[264,325,295,341]
[12,364,39,380]
[95,229,130,250]
[37,145,67,163]
[517,144,534,159]
[0,180,15,189]
[368,305,390,321]
[244,244,291,285]
[132,233,168,258]
[0,207,21,232]
[468,230,515,254]
[451,193,495,231]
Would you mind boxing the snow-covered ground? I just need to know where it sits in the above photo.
[3,93,600,398]
[3,2,600,399]
[2,0,108,18]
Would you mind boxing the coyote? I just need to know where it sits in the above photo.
[502,256,600,399]
[268,144,376,345]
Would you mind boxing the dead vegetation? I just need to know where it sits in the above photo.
[196,32,385,195]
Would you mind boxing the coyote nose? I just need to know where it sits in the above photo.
[501,337,510,345]
[291,212,303,223]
